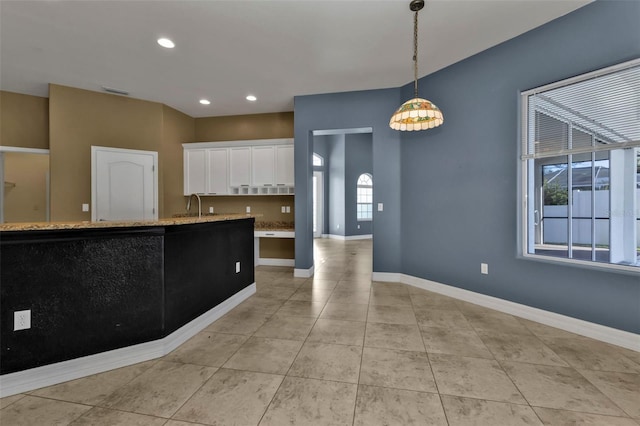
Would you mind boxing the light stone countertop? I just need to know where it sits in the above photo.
[0,214,259,232]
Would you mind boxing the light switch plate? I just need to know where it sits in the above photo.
[209,207,214,214]
[246,206,251,213]
[286,206,290,213]
[481,263,489,274]
[235,261,241,273]
[82,203,89,212]
[281,206,286,213]
[377,203,383,212]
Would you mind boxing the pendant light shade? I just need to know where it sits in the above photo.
[390,0,443,131]
[389,97,443,131]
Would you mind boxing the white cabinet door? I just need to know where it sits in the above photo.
[275,145,294,186]
[229,147,251,187]
[184,149,207,195]
[207,148,228,194]
[251,146,275,186]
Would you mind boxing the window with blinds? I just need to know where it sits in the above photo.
[520,59,639,271]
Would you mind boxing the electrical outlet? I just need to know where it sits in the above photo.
[377,203,383,212]
[246,206,251,213]
[337,224,340,229]
[82,203,89,212]
[235,261,241,273]
[357,225,361,229]
[14,310,31,331]
[481,263,489,274]
[209,207,214,214]
[281,206,286,213]
[286,206,290,213]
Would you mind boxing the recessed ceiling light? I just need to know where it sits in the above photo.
[157,38,175,49]
[246,95,257,101]
[199,99,211,105]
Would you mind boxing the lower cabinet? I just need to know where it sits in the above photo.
[0,219,255,375]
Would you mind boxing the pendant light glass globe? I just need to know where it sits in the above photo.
[389,97,443,131]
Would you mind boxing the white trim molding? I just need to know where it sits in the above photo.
[372,272,402,282]
[0,146,49,155]
[325,234,373,241]
[258,258,295,267]
[294,265,314,278]
[0,284,256,398]
[374,273,640,352]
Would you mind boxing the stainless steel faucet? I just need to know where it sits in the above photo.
[186,193,202,218]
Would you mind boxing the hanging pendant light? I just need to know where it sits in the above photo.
[390,0,443,131]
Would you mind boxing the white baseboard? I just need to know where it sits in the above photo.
[258,258,295,267]
[0,284,256,398]
[372,272,402,282]
[324,234,373,241]
[346,234,372,240]
[374,273,640,352]
[294,265,314,278]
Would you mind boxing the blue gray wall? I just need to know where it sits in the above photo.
[312,136,332,235]
[328,135,346,236]
[345,133,373,236]
[400,0,640,333]
[294,1,639,333]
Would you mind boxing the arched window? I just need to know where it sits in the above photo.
[312,153,323,167]
[356,173,373,221]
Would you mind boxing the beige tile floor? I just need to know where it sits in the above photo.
[2,239,639,425]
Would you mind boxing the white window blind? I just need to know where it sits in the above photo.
[523,61,640,160]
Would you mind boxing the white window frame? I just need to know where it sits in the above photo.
[312,153,323,167]
[518,58,640,274]
[356,173,373,222]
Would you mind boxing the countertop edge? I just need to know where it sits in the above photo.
[0,214,258,232]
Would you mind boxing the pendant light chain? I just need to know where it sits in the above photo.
[413,8,419,98]
[389,0,443,131]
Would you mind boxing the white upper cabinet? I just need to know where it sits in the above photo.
[207,148,228,195]
[229,147,251,187]
[275,145,294,186]
[183,139,293,196]
[251,146,275,186]
[184,149,207,195]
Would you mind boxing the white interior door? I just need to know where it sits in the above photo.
[92,146,158,221]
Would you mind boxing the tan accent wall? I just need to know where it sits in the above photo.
[198,195,294,223]
[194,112,295,259]
[6,85,295,259]
[3,152,49,222]
[161,105,195,217]
[195,112,293,141]
[259,238,295,260]
[0,91,49,149]
[49,84,163,221]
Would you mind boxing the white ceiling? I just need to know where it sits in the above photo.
[0,0,591,118]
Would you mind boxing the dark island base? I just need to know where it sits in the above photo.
[0,218,254,375]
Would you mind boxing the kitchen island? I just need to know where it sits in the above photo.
[0,215,256,396]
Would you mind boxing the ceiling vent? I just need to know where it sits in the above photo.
[101,86,130,96]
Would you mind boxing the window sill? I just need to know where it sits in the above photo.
[519,252,640,276]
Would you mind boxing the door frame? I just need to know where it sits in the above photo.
[91,146,158,221]
[313,170,324,238]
